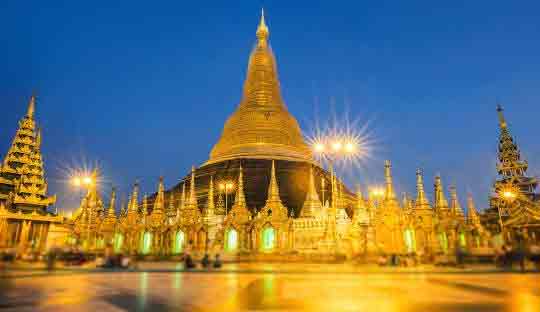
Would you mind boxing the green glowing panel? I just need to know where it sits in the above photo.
[174,231,185,254]
[404,229,416,253]
[97,238,104,249]
[459,232,466,248]
[114,233,123,253]
[226,229,238,252]
[142,232,152,255]
[261,227,275,251]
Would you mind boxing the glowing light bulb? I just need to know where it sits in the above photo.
[345,142,355,153]
[332,141,342,152]
[83,176,92,185]
[72,177,81,187]
[314,143,325,153]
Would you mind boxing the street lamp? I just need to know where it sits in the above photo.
[311,136,358,249]
[219,181,235,214]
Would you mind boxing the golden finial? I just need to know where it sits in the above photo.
[27,94,36,118]
[36,128,42,148]
[384,160,396,201]
[256,8,269,47]
[496,103,507,129]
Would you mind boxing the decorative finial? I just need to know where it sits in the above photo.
[496,103,507,129]
[256,8,269,47]
[384,160,396,201]
[27,94,36,118]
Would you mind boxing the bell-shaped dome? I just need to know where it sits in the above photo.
[207,11,312,164]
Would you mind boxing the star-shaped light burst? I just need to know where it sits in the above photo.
[305,109,376,174]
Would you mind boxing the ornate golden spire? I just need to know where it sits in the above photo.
[168,191,176,218]
[449,185,464,218]
[256,8,269,47]
[301,165,322,218]
[434,175,449,212]
[101,187,117,227]
[384,160,397,203]
[0,95,55,209]
[497,103,507,129]
[467,193,481,225]
[267,160,281,202]
[234,164,247,207]
[415,169,430,209]
[180,182,186,210]
[188,166,198,208]
[142,195,149,216]
[207,11,311,164]
[27,95,35,118]
[154,177,165,213]
[151,177,165,225]
[206,175,215,217]
[229,164,250,223]
[128,182,139,216]
[261,160,288,219]
[108,187,116,217]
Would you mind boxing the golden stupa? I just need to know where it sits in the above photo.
[208,11,312,164]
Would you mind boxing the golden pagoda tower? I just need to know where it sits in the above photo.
[207,10,312,164]
[99,187,117,246]
[434,175,450,214]
[414,169,435,254]
[374,160,403,254]
[260,160,288,220]
[0,95,56,210]
[151,177,166,226]
[300,166,323,218]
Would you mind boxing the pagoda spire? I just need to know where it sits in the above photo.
[207,10,312,164]
[467,193,482,225]
[256,8,269,47]
[188,166,198,208]
[152,177,165,213]
[434,175,449,212]
[449,185,465,218]
[497,103,507,130]
[142,195,148,215]
[384,160,397,203]
[27,94,35,118]
[261,160,289,219]
[154,176,165,214]
[0,94,56,210]
[180,182,186,210]
[415,169,430,209]
[206,176,215,217]
[494,104,537,194]
[128,182,139,215]
[301,165,322,218]
[229,163,250,223]
[353,185,369,224]
[168,191,176,219]
[151,177,165,225]
[107,187,116,217]
[267,160,282,203]
[234,164,247,207]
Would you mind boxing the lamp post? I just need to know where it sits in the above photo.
[312,137,358,251]
[71,172,96,250]
[219,182,234,214]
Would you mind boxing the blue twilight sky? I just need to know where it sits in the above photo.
[1,1,539,212]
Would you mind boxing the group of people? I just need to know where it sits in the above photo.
[377,253,419,267]
[184,252,222,270]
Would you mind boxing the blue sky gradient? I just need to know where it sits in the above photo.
[1,1,539,211]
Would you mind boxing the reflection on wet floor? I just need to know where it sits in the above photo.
[0,271,539,311]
